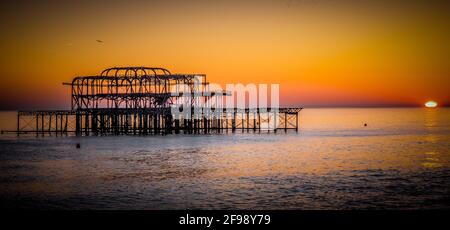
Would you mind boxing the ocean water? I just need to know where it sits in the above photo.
[0,108,449,209]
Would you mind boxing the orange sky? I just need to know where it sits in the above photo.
[0,0,449,109]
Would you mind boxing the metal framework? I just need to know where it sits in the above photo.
[16,67,302,136]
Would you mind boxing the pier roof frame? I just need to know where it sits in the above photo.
[101,66,171,77]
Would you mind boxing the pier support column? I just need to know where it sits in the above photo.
[17,113,20,137]
[232,111,236,132]
[253,113,256,132]
[175,118,180,134]
[75,112,81,136]
[41,114,44,136]
[246,112,250,133]
[92,111,98,135]
[143,113,148,135]
[284,113,287,132]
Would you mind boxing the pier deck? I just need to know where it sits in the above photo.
[17,107,301,136]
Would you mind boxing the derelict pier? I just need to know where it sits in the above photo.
[16,67,302,136]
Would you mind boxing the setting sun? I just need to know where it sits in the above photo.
[425,101,438,108]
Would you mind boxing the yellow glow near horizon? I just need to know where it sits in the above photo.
[425,101,438,108]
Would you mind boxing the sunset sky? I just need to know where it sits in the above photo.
[0,0,449,109]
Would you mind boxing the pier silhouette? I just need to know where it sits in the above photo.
[16,67,302,136]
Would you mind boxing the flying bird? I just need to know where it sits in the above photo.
[96,40,103,43]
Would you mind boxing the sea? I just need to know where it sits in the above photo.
[0,108,449,209]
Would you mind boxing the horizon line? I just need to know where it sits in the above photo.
[0,105,448,112]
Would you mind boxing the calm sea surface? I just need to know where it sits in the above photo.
[0,108,449,209]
